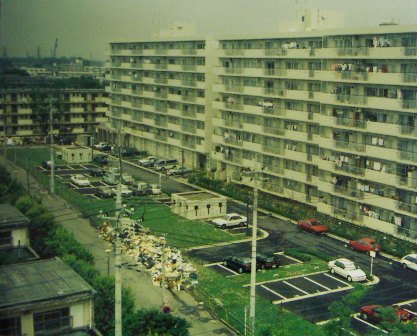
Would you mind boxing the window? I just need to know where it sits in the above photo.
[34,308,71,335]
[0,316,21,336]
[0,231,12,246]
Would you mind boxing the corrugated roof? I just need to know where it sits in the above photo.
[0,204,29,229]
[0,258,94,310]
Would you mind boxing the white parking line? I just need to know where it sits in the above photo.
[204,262,220,267]
[218,264,239,275]
[304,276,331,291]
[261,285,287,300]
[353,315,388,334]
[281,254,303,263]
[80,165,89,169]
[323,272,350,286]
[283,281,309,295]
[272,285,352,305]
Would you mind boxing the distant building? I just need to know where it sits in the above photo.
[0,88,108,143]
[0,258,96,336]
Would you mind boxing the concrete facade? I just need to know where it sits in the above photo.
[62,146,92,163]
[171,191,227,220]
[104,24,417,241]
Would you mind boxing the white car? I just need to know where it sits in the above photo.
[401,254,417,271]
[149,184,162,195]
[138,156,158,167]
[93,142,107,150]
[111,184,133,196]
[211,213,247,229]
[328,258,366,282]
[122,174,135,185]
[70,174,91,187]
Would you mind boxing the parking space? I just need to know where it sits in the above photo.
[251,271,353,305]
[349,299,417,335]
[203,252,301,277]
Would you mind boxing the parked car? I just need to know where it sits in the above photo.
[149,184,162,195]
[89,167,105,177]
[211,213,247,229]
[359,304,411,323]
[168,166,191,176]
[119,147,144,158]
[70,174,91,187]
[111,184,133,196]
[401,254,417,271]
[121,174,135,185]
[93,155,109,165]
[94,186,113,199]
[297,219,328,235]
[93,142,108,150]
[100,144,113,152]
[154,159,178,171]
[41,161,52,169]
[129,186,152,196]
[256,254,280,269]
[349,237,381,254]
[103,173,119,185]
[138,156,158,167]
[223,256,253,273]
[328,258,366,282]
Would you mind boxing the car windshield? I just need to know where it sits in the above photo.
[222,215,232,220]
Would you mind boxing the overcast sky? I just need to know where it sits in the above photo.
[2,0,417,61]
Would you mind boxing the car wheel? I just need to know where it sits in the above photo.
[402,263,408,269]
[238,268,243,273]
[347,276,352,282]
[221,224,227,229]
[240,222,246,227]
[330,268,335,274]
[349,245,355,250]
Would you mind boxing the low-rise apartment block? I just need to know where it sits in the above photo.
[0,88,108,143]
[104,24,417,240]
[0,258,96,336]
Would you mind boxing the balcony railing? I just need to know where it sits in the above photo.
[335,163,365,176]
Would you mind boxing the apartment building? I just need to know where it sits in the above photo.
[105,24,417,240]
[0,258,96,336]
[0,204,29,249]
[0,88,108,143]
[101,37,217,169]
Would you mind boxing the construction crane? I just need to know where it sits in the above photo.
[53,38,58,58]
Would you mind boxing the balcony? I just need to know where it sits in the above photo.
[262,144,284,155]
[363,215,397,235]
[364,168,397,187]
[17,119,33,125]
[397,201,417,216]
[365,145,397,159]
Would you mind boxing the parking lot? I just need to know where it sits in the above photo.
[203,252,302,277]
[252,271,353,305]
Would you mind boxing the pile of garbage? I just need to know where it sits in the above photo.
[99,219,198,291]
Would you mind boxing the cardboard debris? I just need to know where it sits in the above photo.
[99,220,198,291]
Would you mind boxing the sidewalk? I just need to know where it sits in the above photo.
[0,156,235,336]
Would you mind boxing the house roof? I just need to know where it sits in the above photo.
[0,258,95,312]
[0,204,29,230]
[174,191,225,201]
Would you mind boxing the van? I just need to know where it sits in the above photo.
[154,159,178,171]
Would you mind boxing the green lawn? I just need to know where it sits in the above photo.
[192,260,327,336]
[6,146,246,248]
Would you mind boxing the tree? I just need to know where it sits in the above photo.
[124,309,191,336]
[92,276,136,336]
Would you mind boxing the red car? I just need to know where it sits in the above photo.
[359,304,410,323]
[297,219,328,235]
[349,237,380,254]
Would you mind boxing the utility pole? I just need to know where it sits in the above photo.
[179,148,184,166]
[90,134,94,162]
[49,98,55,194]
[249,168,258,335]
[114,130,123,336]
[25,158,30,194]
